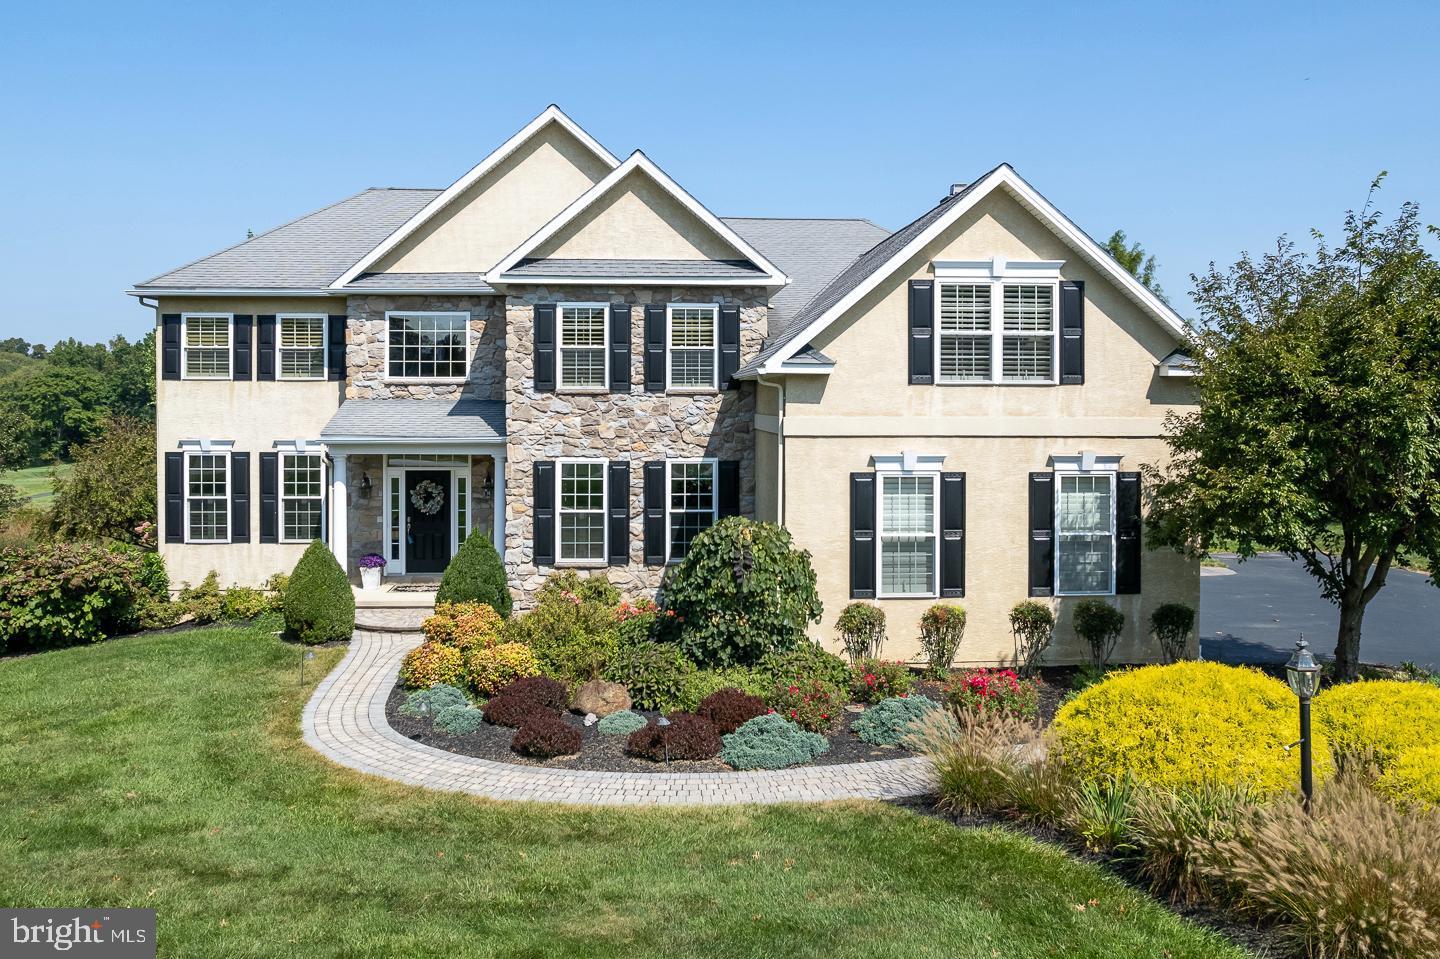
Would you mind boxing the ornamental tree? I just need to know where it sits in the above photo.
[1146,178,1440,681]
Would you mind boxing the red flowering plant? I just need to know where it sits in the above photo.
[766,678,842,732]
[942,668,1039,720]
[612,597,675,646]
[848,658,915,705]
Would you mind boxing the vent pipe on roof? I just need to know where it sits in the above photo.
[949,182,968,196]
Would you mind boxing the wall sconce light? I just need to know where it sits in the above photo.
[482,467,494,497]
[359,472,373,500]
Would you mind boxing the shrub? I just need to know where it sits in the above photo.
[136,550,170,601]
[918,604,966,677]
[464,642,540,697]
[604,642,696,711]
[661,517,822,666]
[1066,776,1137,853]
[423,601,504,650]
[435,533,511,616]
[1054,661,1332,796]
[1314,679,1440,769]
[399,642,466,690]
[720,714,830,770]
[696,688,768,735]
[1128,782,1254,903]
[483,693,545,728]
[625,714,721,762]
[767,678,841,732]
[399,683,466,717]
[495,675,569,711]
[1072,599,1125,668]
[596,709,648,736]
[433,704,485,735]
[0,542,146,649]
[849,658,914,705]
[178,571,223,625]
[504,571,621,682]
[1377,745,1440,809]
[758,642,851,690]
[512,714,582,758]
[852,695,949,747]
[221,586,270,621]
[47,415,155,545]
[1149,602,1195,664]
[1204,774,1440,959]
[283,540,355,644]
[614,597,667,646]
[1009,600,1055,678]
[943,668,1040,720]
[835,602,885,663]
[681,665,771,710]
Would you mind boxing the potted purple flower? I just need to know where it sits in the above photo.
[359,552,387,590]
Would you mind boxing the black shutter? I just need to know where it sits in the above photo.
[534,305,556,392]
[230,452,250,543]
[532,462,555,566]
[256,315,276,380]
[609,304,632,392]
[718,305,741,390]
[908,280,934,385]
[1059,280,1085,385]
[164,452,183,542]
[849,472,876,599]
[607,460,630,566]
[258,452,279,544]
[1028,472,1055,597]
[939,472,966,598]
[718,460,740,518]
[643,305,666,392]
[232,315,253,380]
[643,461,666,565]
[1116,471,1142,594]
[327,316,346,381]
[161,314,182,380]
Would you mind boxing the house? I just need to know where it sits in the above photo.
[133,105,1198,664]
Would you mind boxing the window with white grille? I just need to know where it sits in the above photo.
[1002,284,1054,381]
[668,460,716,561]
[667,305,718,390]
[878,473,938,597]
[558,460,606,563]
[1056,472,1114,594]
[938,284,991,381]
[183,315,231,379]
[278,315,326,380]
[387,313,468,380]
[559,305,608,389]
[281,453,324,542]
[935,279,1057,384]
[185,453,229,542]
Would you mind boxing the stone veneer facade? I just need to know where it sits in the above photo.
[345,295,505,401]
[501,285,769,601]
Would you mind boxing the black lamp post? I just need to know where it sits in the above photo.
[1285,639,1322,810]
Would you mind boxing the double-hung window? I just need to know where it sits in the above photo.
[1002,284,1055,381]
[185,452,229,543]
[278,315,327,380]
[877,473,938,597]
[386,312,468,380]
[557,460,606,564]
[281,453,324,542]
[935,261,1060,384]
[667,460,716,561]
[667,305,718,390]
[558,304,608,389]
[1056,472,1115,594]
[938,284,992,381]
[182,314,232,379]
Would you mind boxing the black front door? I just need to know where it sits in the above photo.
[405,470,450,574]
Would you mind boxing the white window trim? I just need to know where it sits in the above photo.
[275,313,329,381]
[180,313,233,381]
[557,302,610,392]
[665,303,720,392]
[382,311,471,383]
[665,457,718,564]
[555,457,608,567]
[935,279,1058,386]
[183,450,230,544]
[278,451,327,544]
[1054,469,1118,597]
[875,469,940,600]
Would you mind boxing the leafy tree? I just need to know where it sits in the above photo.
[0,338,31,356]
[1104,229,1168,303]
[0,364,110,462]
[0,416,26,519]
[1146,178,1440,680]
[49,417,156,544]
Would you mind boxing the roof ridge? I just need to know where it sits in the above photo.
[721,215,886,223]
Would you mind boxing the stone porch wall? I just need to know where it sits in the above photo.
[345,295,505,401]
[502,285,768,604]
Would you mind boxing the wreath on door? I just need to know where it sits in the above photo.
[410,479,445,516]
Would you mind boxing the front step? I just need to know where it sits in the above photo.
[355,606,433,633]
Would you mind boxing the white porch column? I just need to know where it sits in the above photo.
[491,452,506,558]
[331,453,349,572]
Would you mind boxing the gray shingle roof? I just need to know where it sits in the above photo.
[320,396,505,442]
[135,188,442,290]
[344,272,495,292]
[505,258,767,280]
[721,217,890,326]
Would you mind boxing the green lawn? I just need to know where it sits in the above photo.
[2,462,71,505]
[0,628,1249,959]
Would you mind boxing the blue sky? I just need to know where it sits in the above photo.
[1,0,1435,344]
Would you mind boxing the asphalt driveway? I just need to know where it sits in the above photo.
[1199,553,1439,669]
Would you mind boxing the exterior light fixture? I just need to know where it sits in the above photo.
[656,716,671,766]
[1285,638,1322,809]
[300,648,317,685]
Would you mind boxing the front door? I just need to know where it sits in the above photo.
[405,470,450,574]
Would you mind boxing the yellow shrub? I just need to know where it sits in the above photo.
[465,642,539,696]
[1054,661,1331,797]
[1314,679,1440,767]
[1377,744,1440,809]
[399,642,466,690]
[422,601,504,651]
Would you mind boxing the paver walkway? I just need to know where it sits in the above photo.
[303,631,937,805]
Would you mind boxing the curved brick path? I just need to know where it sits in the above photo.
[302,631,936,805]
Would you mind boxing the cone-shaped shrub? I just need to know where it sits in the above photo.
[283,540,355,644]
[436,534,512,616]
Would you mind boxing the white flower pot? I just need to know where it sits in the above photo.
[360,567,383,591]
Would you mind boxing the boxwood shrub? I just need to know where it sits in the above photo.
[283,539,355,644]
[436,533,512,617]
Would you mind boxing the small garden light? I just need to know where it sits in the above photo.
[300,648,316,685]
[1285,638,1321,809]
[656,716,671,766]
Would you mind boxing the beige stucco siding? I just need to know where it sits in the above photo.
[375,124,612,274]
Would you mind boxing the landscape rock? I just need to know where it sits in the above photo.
[571,679,632,717]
